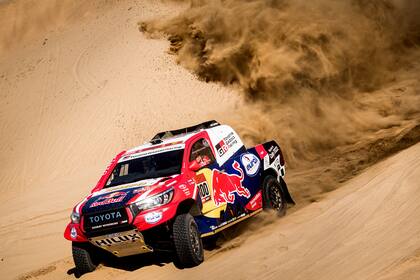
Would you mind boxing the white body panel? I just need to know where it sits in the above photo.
[207,125,244,166]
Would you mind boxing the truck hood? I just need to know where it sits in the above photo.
[80,176,177,214]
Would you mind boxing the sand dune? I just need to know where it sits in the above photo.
[16,139,420,280]
[0,1,419,280]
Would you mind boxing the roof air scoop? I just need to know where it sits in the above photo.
[150,120,220,143]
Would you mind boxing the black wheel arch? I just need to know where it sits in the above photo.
[176,198,202,217]
[261,168,295,205]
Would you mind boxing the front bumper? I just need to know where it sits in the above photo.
[64,204,178,254]
[88,228,153,257]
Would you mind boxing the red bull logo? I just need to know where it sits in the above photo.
[90,191,127,208]
[213,161,250,206]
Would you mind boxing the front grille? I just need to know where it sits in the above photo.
[83,208,131,237]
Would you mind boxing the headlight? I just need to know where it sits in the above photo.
[130,188,174,213]
[70,212,80,224]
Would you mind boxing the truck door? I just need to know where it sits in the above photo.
[188,138,230,219]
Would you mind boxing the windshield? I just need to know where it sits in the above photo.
[105,149,184,188]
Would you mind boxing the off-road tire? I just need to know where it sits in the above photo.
[262,175,287,216]
[172,213,204,268]
[72,242,99,275]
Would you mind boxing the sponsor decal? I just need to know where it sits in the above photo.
[263,142,284,165]
[210,212,246,230]
[215,132,237,157]
[86,209,128,230]
[144,211,162,224]
[240,153,260,177]
[268,146,279,160]
[197,182,210,202]
[70,227,77,239]
[90,220,128,230]
[213,161,250,206]
[215,140,228,157]
[93,232,142,246]
[178,184,191,196]
[262,143,283,171]
[132,186,153,194]
[90,192,127,208]
[250,192,260,207]
[89,211,122,223]
[121,143,184,161]
[194,174,211,202]
[247,191,262,210]
[266,145,280,165]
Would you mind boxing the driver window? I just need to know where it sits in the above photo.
[189,138,216,167]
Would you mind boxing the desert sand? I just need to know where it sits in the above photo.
[0,1,419,280]
[0,1,238,278]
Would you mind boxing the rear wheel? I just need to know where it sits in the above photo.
[262,175,287,216]
[72,242,99,275]
[172,213,204,268]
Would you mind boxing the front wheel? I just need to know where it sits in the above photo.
[72,242,100,275]
[262,175,287,216]
[172,213,204,268]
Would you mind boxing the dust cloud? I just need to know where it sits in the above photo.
[142,0,420,203]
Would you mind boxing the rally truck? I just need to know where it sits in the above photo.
[64,120,294,274]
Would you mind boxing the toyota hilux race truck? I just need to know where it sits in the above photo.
[64,120,294,274]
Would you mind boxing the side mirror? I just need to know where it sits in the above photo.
[188,160,201,172]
